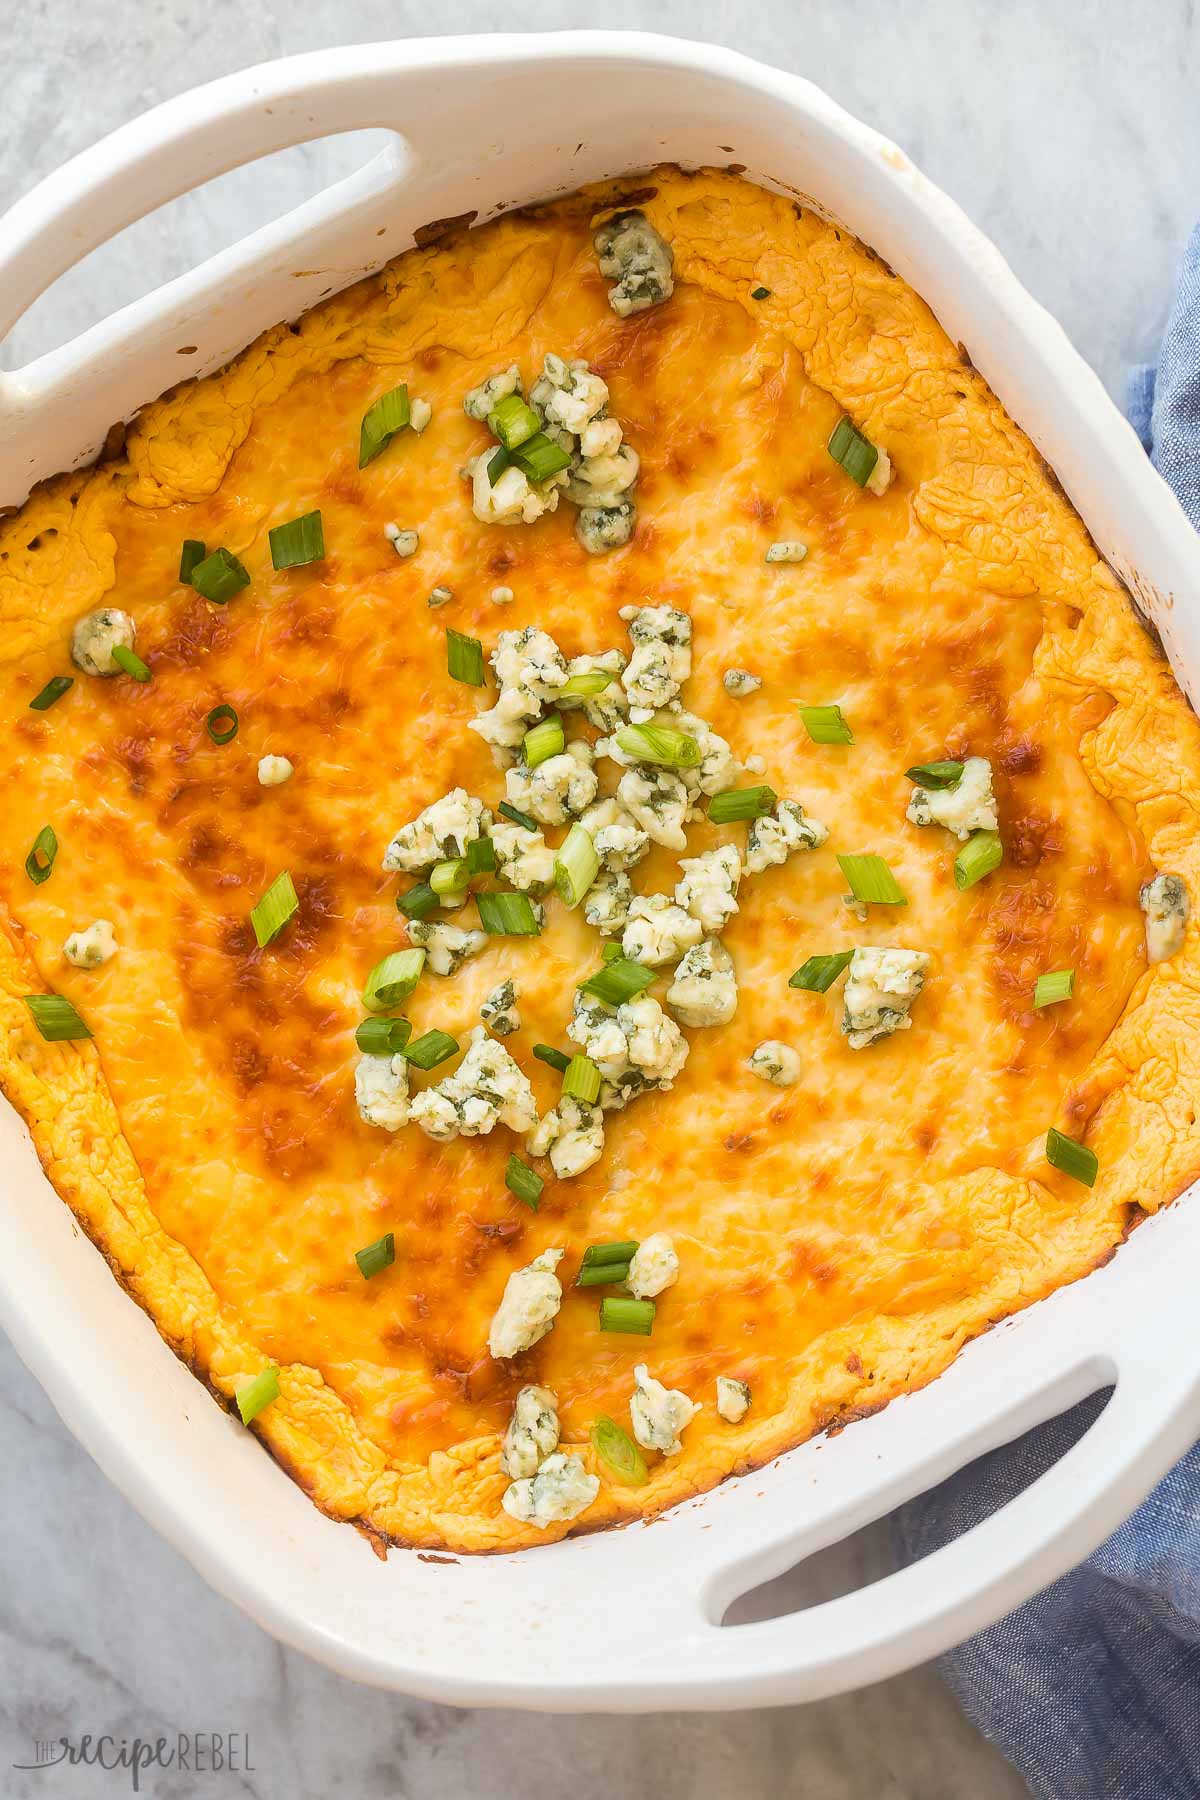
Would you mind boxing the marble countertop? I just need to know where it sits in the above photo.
[3,3,1196,1795]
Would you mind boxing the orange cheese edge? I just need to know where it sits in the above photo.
[1,167,1200,1553]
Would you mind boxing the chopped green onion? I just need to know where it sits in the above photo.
[765,540,808,564]
[498,801,539,833]
[466,836,497,876]
[523,714,565,768]
[23,993,91,1042]
[601,941,623,963]
[179,539,206,582]
[446,628,485,687]
[28,675,73,711]
[708,785,777,824]
[533,1043,570,1073]
[837,853,907,906]
[397,882,438,921]
[355,1016,413,1055]
[355,1233,395,1280]
[614,723,701,769]
[206,703,239,744]
[510,432,572,482]
[590,1415,649,1485]
[486,445,511,485]
[488,393,542,449]
[1034,969,1075,1009]
[576,1260,631,1287]
[750,286,771,301]
[25,824,58,886]
[562,1054,601,1105]
[269,510,324,570]
[363,948,425,1011]
[599,1297,655,1336]
[430,858,469,896]
[505,1155,543,1211]
[905,760,964,790]
[235,1367,279,1425]
[582,1241,640,1268]
[828,415,880,487]
[797,703,853,745]
[578,958,655,1007]
[789,950,854,993]
[403,1028,458,1071]
[954,830,1003,892]
[560,667,616,697]
[1045,1126,1097,1188]
[190,547,250,604]
[554,824,600,909]
[111,644,151,683]
[477,891,540,936]
[358,384,410,467]
[250,870,298,947]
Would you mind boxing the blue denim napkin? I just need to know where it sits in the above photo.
[894,223,1200,1800]
[1129,222,1200,527]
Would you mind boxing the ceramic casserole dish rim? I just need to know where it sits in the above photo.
[2,31,1200,1710]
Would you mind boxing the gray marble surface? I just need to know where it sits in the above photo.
[2,1,1195,1794]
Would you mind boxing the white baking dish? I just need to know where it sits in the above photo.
[3,33,1200,1711]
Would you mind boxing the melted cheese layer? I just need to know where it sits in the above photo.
[2,169,1200,1552]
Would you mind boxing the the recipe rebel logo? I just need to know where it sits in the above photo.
[12,1731,254,1790]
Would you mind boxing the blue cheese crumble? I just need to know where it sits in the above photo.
[492,820,556,892]
[621,894,703,967]
[748,1041,801,1086]
[257,754,294,787]
[500,1384,560,1479]
[505,748,598,825]
[672,710,742,796]
[558,650,629,732]
[676,843,741,934]
[745,799,829,874]
[583,869,633,936]
[463,366,522,421]
[487,1248,565,1359]
[841,947,930,1049]
[716,1377,751,1423]
[665,938,738,1028]
[616,767,693,851]
[568,993,688,1105]
[620,604,692,713]
[1141,874,1190,964]
[906,756,998,840]
[382,788,491,872]
[629,1363,701,1456]
[578,797,649,871]
[63,919,118,969]
[576,502,636,555]
[70,607,137,677]
[526,1096,606,1178]
[354,1052,411,1131]
[481,979,521,1037]
[594,211,675,317]
[410,1028,537,1141]
[501,1451,599,1527]
[470,626,570,757]
[627,1233,679,1300]
[407,918,487,976]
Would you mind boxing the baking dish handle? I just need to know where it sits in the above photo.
[650,1335,1200,1705]
[0,59,424,351]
